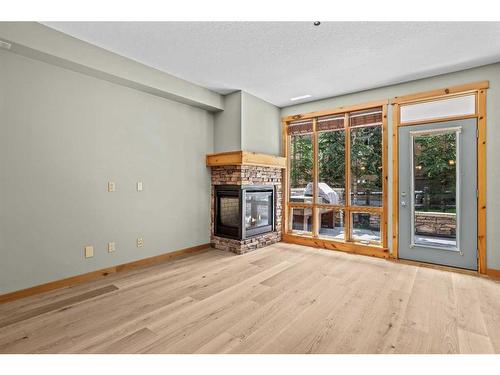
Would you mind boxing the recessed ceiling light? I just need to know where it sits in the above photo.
[290,94,312,101]
[313,21,321,26]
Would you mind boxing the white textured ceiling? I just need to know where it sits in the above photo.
[43,22,500,107]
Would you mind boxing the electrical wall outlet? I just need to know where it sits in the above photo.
[108,181,116,192]
[137,237,144,248]
[137,181,143,192]
[108,242,115,253]
[84,245,94,258]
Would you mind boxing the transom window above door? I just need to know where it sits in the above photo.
[283,101,388,251]
[399,93,477,125]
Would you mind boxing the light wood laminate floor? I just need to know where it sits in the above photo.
[1,243,499,354]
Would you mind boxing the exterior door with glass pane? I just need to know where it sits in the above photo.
[398,119,477,270]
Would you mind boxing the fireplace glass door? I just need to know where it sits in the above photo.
[244,190,274,237]
[220,196,240,228]
[216,190,241,239]
[215,185,275,240]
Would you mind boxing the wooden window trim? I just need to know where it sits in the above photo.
[282,99,389,122]
[391,81,489,105]
[282,233,390,258]
[282,100,389,257]
[344,112,352,242]
[391,81,488,274]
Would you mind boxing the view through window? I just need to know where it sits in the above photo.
[287,106,385,246]
[411,129,458,249]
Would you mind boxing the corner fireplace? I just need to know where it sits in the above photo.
[215,185,275,240]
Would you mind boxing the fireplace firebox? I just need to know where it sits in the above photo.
[215,185,275,240]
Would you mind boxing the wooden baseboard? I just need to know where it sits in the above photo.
[0,243,211,304]
[486,268,500,280]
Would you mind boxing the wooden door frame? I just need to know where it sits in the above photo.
[390,81,489,274]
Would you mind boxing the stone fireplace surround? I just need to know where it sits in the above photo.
[207,151,285,254]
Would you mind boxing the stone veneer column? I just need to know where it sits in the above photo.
[210,165,283,254]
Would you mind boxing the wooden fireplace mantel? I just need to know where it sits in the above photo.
[206,151,286,169]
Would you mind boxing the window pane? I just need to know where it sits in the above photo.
[412,130,457,249]
[289,133,313,204]
[288,119,313,135]
[290,207,312,234]
[350,108,382,127]
[350,126,382,207]
[351,212,381,243]
[400,94,475,124]
[317,130,345,204]
[318,209,345,240]
[317,115,344,131]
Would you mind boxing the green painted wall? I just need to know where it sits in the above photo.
[241,92,281,156]
[214,91,242,152]
[214,91,281,155]
[0,50,214,293]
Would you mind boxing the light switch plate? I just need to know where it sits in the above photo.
[108,181,116,192]
[137,237,144,248]
[137,181,143,192]
[84,245,94,258]
[108,242,115,253]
